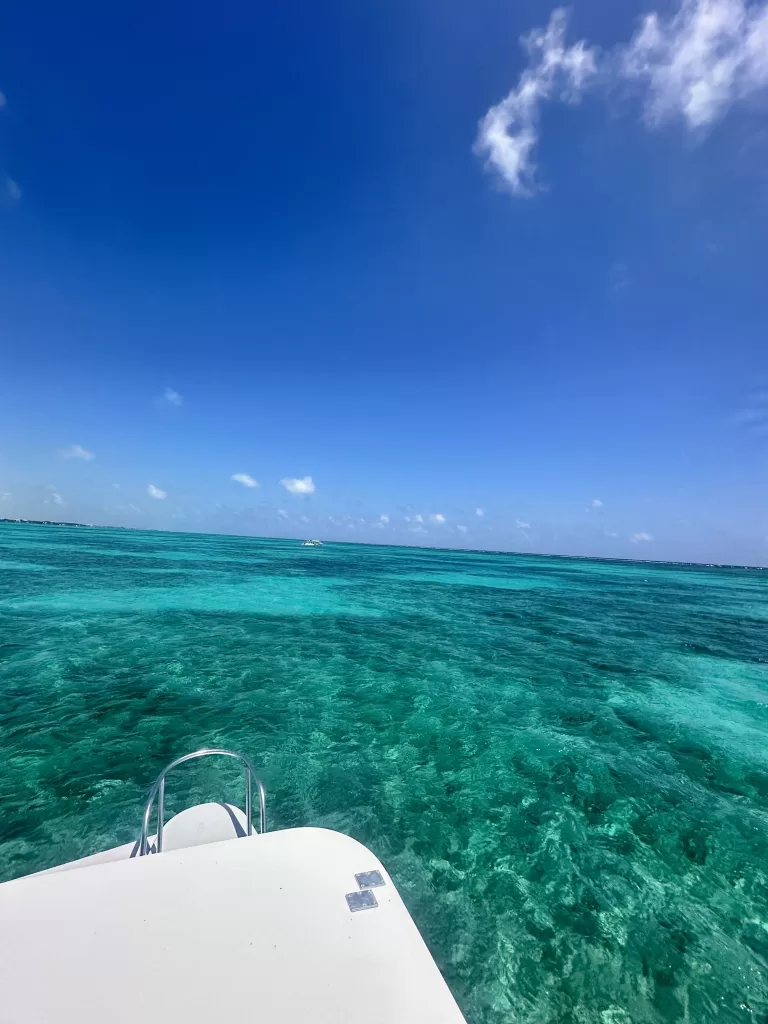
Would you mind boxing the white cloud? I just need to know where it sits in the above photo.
[475,507,485,516]
[732,390,768,435]
[147,484,167,499]
[609,262,631,294]
[162,387,183,407]
[516,519,532,529]
[277,508,289,520]
[280,476,316,495]
[129,504,142,514]
[1,491,11,502]
[457,524,468,534]
[409,525,427,535]
[630,531,654,543]
[622,0,768,129]
[52,493,65,507]
[405,513,424,524]
[61,444,94,460]
[430,513,447,524]
[605,530,619,537]
[591,498,604,507]
[231,473,259,488]
[5,176,21,202]
[476,0,768,196]
[475,8,598,194]
[379,514,390,524]
[300,514,311,523]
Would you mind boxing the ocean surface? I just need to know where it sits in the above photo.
[1,523,767,1023]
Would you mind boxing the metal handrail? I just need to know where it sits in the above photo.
[138,748,267,856]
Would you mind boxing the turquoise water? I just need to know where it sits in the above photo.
[1,523,767,1023]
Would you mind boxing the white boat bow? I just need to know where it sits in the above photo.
[0,748,466,1024]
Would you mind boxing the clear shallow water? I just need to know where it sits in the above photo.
[1,524,768,1024]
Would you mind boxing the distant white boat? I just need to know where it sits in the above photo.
[301,539,323,547]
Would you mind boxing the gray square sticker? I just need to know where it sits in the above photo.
[355,870,385,890]
[345,889,378,912]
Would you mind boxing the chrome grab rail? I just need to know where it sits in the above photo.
[139,748,266,856]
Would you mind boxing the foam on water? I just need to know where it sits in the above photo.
[1,523,767,1023]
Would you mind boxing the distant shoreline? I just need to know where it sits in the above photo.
[0,518,99,529]
[1,517,765,572]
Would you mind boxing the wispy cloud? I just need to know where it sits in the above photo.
[621,0,768,130]
[409,524,427,535]
[280,476,315,495]
[475,507,485,517]
[516,519,532,529]
[631,531,654,543]
[52,492,65,507]
[379,514,390,524]
[4,175,21,202]
[457,524,468,534]
[61,444,94,460]
[430,513,447,524]
[1,491,11,502]
[476,0,768,195]
[231,473,259,488]
[591,498,604,508]
[732,390,768,435]
[162,387,183,407]
[277,508,289,520]
[405,513,424,524]
[475,8,597,194]
[300,514,311,523]
[147,484,167,499]
[609,262,631,295]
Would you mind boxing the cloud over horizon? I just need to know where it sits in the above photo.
[60,444,94,460]
[280,476,316,495]
[231,473,259,488]
[147,484,167,499]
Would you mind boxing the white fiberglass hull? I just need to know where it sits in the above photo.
[0,815,466,1024]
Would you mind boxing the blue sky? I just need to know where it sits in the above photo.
[1,0,767,564]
